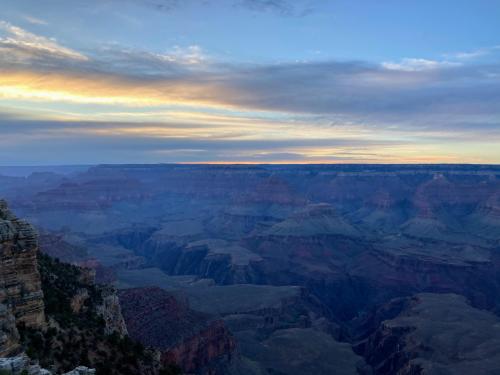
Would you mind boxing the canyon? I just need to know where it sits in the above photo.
[1,164,499,374]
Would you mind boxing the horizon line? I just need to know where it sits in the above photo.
[1,162,500,167]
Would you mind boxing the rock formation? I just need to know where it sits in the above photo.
[0,200,45,329]
[0,354,95,375]
[118,287,236,374]
[0,199,45,356]
[95,286,128,336]
[357,293,500,374]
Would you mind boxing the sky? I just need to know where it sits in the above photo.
[0,0,499,165]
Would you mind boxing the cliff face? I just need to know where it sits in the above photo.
[118,287,236,374]
[0,304,20,357]
[161,320,235,374]
[0,199,45,356]
[358,293,500,375]
[96,286,128,336]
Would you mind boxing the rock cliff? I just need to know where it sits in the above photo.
[357,293,500,374]
[119,287,236,374]
[0,199,45,356]
[95,286,128,336]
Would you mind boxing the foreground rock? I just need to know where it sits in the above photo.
[0,354,95,374]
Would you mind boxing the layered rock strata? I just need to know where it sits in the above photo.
[0,199,45,356]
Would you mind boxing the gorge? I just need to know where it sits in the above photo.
[0,164,499,374]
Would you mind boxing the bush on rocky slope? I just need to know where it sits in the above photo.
[19,253,179,375]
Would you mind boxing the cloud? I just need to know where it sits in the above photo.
[444,45,500,60]
[381,58,461,72]
[22,15,48,26]
[237,0,315,16]
[126,0,317,16]
[3,39,500,105]
[139,0,181,11]
[0,21,499,163]
[1,38,500,138]
[0,117,411,164]
[66,0,315,16]
[0,21,87,62]
[65,0,183,12]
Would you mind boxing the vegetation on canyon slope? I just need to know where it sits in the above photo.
[19,253,180,375]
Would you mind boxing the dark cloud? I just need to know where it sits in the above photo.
[0,118,399,148]
[0,117,404,164]
[128,0,316,16]
[222,61,500,116]
[237,0,315,16]
[88,0,316,16]
[140,0,180,11]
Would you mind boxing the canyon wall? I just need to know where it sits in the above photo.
[119,287,236,374]
[0,199,45,356]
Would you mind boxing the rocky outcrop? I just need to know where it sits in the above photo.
[36,253,128,339]
[0,199,45,357]
[0,354,48,375]
[119,287,236,374]
[0,200,45,329]
[20,252,162,375]
[0,354,95,375]
[358,293,500,375]
[95,286,128,336]
[69,289,89,314]
[62,366,96,375]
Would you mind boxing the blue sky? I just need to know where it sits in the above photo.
[0,0,499,164]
